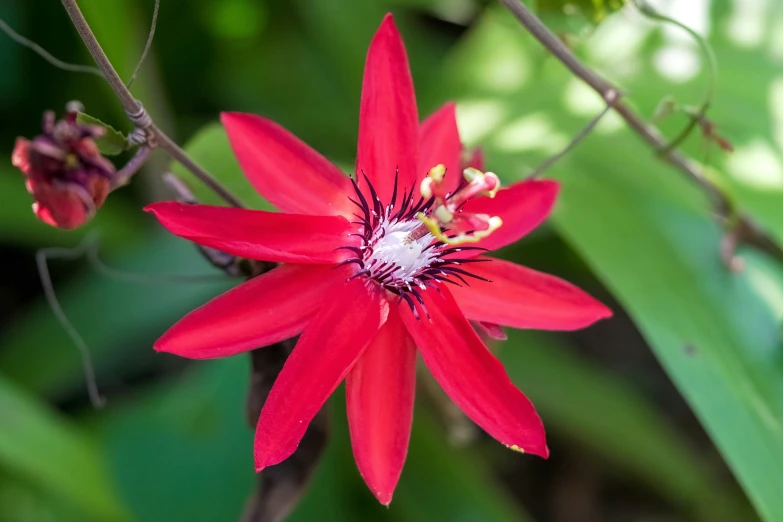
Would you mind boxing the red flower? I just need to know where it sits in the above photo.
[146,15,611,505]
[12,110,114,230]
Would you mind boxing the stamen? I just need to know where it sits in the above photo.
[415,165,505,246]
[338,169,501,319]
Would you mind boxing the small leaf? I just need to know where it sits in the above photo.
[76,112,128,156]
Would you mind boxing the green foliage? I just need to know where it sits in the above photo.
[1,0,781,521]
[0,234,232,396]
[438,8,783,521]
[170,123,274,210]
[0,375,130,522]
[535,0,627,37]
[101,359,255,522]
[500,330,755,522]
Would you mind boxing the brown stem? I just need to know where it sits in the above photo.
[496,0,726,212]
[60,0,244,208]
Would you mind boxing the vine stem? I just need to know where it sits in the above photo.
[60,0,244,208]
[526,89,619,180]
[632,0,719,154]
[496,0,728,214]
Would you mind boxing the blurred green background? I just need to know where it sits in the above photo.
[2,0,783,521]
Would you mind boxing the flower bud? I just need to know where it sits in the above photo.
[11,109,115,229]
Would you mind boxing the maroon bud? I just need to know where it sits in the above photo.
[11,110,116,230]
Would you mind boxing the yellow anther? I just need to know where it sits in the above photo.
[417,213,503,246]
[420,177,433,199]
[506,444,526,454]
[421,164,447,199]
[439,216,502,245]
[416,212,445,240]
[429,163,446,182]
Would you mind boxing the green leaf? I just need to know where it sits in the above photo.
[550,142,783,522]
[171,123,275,210]
[500,330,755,522]
[76,113,128,156]
[0,233,232,396]
[0,374,131,521]
[438,8,783,521]
[100,359,254,522]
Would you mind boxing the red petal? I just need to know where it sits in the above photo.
[155,264,343,359]
[452,257,612,330]
[145,202,357,264]
[461,179,559,254]
[221,112,353,216]
[12,138,31,175]
[32,183,92,230]
[346,307,416,505]
[475,321,507,341]
[463,147,484,171]
[399,285,548,457]
[418,102,462,197]
[255,279,389,470]
[356,14,418,205]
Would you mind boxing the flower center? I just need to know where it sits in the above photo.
[338,168,500,318]
[364,218,438,289]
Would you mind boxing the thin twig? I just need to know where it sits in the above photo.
[84,236,231,284]
[113,145,152,188]
[59,0,244,208]
[35,231,232,408]
[37,244,106,409]
[527,89,619,180]
[127,0,160,89]
[154,130,245,207]
[497,0,728,214]
[0,18,103,78]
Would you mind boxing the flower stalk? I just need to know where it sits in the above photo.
[113,145,151,188]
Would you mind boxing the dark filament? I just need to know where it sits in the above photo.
[336,171,491,319]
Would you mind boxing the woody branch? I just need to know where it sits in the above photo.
[59,0,244,208]
[497,0,783,265]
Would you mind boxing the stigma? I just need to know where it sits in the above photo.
[337,168,502,318]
